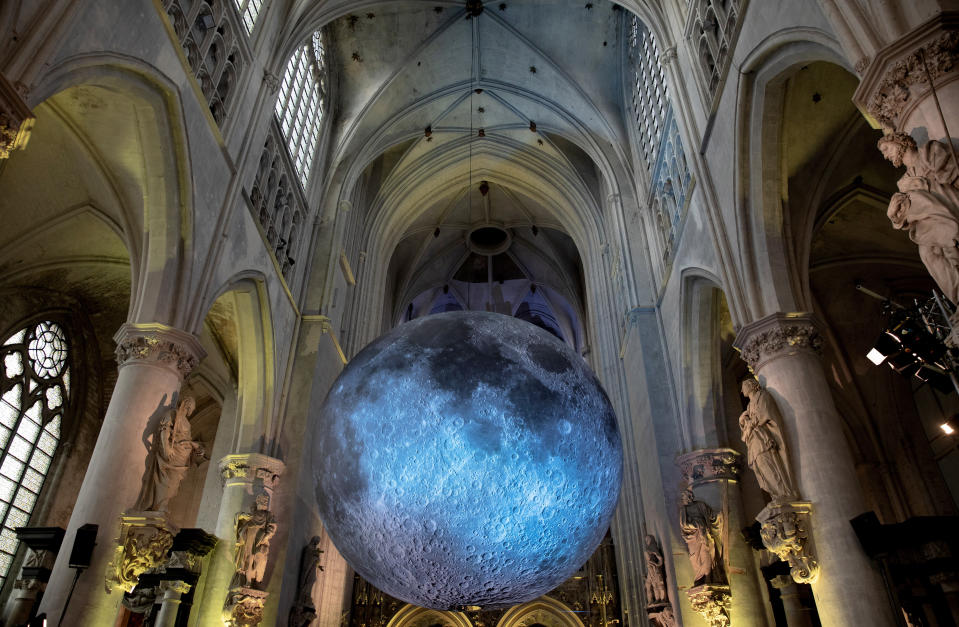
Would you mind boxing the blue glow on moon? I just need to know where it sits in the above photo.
[314,311,622,610]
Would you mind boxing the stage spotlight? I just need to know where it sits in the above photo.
[942,422,955,435]
[867,332,901,365]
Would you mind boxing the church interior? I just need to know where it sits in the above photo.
[0,0,958,625]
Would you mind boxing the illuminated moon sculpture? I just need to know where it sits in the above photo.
[314,311,622,609]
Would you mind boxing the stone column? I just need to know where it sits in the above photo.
[771,575,814,627]
[1,527,64,627]
[194,453,284,626]
[677,448,768,627]
[38,323,204,625]
[154,579,192,627]
[734,313,895,626]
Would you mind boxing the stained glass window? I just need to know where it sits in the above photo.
[232,0,263,34]
[0,321,68,588]
[275,30,329,188]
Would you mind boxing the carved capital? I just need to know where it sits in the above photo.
[658,45,678,66]
[0,71,35,159]
[262,71,281,94]
[756,501,820,584]
[733,313,823,372]
[13,578,46,594]
[855,15,959,129]
[105,512,177,593]
[223,587,268,627]
[677,448,743,485]
[686,584,731,627]
[114,323,206,380]
[218,453,285,493]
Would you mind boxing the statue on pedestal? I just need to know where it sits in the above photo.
[739,379,796,502]
[643,534,667,605]
[878,131,959,305]
[233,493,278,588]
[134,396,207,512]
[289,535,324,627]
[679,487,725,586]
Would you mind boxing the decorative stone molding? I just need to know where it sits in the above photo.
[0,71,35,160]
[855,15,959,129]
[756,501,820,584]
[105,512,177,593]
[113,323,206,380]
[218,453,285,494]
[686,584,731,627]
[263,71,280,94]
[159,578,192,595]
[733,313,823,372]
[677,448,743,485]
[223,587,268,627]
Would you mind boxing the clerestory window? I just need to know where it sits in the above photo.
[0,321,68,587]
[275,31,329,188]
[232,0,263,34]
[627,15,669,174]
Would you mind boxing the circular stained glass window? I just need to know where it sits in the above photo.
[27,322,68,379]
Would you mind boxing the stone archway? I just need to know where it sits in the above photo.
[387,604,473,627]
[495,597,584,627]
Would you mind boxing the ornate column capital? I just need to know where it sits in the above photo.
[854,13,959,129]
[0,71,34,160]
[733,313,823,372]
[676,448,744,485]
[159,579,192,596]
[218,453,285,494]
[223,587,268,627]
[686,585,731,627]
[113,323,206,380]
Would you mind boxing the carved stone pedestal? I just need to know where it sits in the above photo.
[223,586,268,627]
[757,501,820,584]
[106,512,177,593]
[686,584,731,627]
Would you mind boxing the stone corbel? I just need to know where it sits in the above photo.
[223,587,268,627]
[0,71,35,159]
[756,501,820,584]
[105,512,177,593]
[677,448,743,486]
[686,584,731,627]
[218,453,285,495]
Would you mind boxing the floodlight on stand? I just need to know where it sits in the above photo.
[942,421,956,435]
[867,332,901,365]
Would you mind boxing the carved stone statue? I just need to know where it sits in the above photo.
[649,604,677,627]
[644,534,667,605]
[134,396,207,512]
[739,379,796,501]
[878,132,959,304]
[289,536,324,627]
[679,487,725,586]
[233,493,278,588]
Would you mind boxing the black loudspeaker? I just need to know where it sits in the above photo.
[68,523,98,569]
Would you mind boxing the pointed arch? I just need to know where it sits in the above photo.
[495,596,585,627]
[386,604,472,627]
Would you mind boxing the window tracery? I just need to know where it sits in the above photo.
[231,0,263,33]
[686,0,744,100]
[274,31,329,187]
[627,16,669,175]
[0,321,68,588]
[163,0,250,127]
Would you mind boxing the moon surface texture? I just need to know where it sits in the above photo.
[314,311,623,610]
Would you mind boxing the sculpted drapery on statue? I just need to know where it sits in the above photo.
[644,534,668,604]
[739,379,797,501]
[134,396,207,512]
[679,487,726,586]
[878,132,959,304]
[233,493,278,588]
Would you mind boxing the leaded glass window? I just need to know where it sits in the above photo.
[232,0,263,34]
[0,321,68,587]
[275,31,329,188]
[627,15,669,174]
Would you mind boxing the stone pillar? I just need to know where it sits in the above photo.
[38,323,204,625]
[0,70,34,159]
[734,313,895,626]
[771,575,814,627]
[194,453,284,626]
[677,448,768,627]
[154,579,191,627]
[855,17,959,141]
